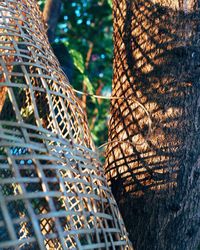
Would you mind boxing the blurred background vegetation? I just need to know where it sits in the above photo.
[38,0,113,147]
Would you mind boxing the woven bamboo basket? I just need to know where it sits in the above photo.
[0,0,132,249]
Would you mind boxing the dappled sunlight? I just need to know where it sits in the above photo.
[105,0,199,197]
[105,0,200,249]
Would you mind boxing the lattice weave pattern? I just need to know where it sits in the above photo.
[0,0,131,249]
[105,0,200,198]
[105,1,200,248]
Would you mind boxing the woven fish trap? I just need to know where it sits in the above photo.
[0,0,131,249]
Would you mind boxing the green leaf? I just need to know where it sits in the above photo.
[107,0,112,8]
[83,75,96,103]
[69,49,85,74]
[83,75,94,94]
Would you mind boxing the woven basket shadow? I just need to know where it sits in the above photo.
[105,0,200,198]
[0,1,131,249]
[105,0,200,248]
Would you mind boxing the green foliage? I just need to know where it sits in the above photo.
[69,49,95,101]
[69,49,85,74]
[107,0,112,8]
[39,0,113,147]
[83,75,94,95]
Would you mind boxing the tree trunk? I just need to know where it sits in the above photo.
[105,0,200,249]
[43,0,74,82]
[43,0,62,43]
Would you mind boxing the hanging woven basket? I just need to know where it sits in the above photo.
[0,0,132,249]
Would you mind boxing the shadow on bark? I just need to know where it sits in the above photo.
[105,0,200,249]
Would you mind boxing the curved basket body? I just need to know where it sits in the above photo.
[0,0,131,249]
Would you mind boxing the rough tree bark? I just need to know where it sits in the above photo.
[105,0,200,249]
[43,0,74,82]
[43,0,62,43]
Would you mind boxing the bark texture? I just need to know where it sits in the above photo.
[43,0,62,43]
[105,0,200,249]
[43,0,74,82]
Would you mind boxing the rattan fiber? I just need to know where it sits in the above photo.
[0,0,131,249]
